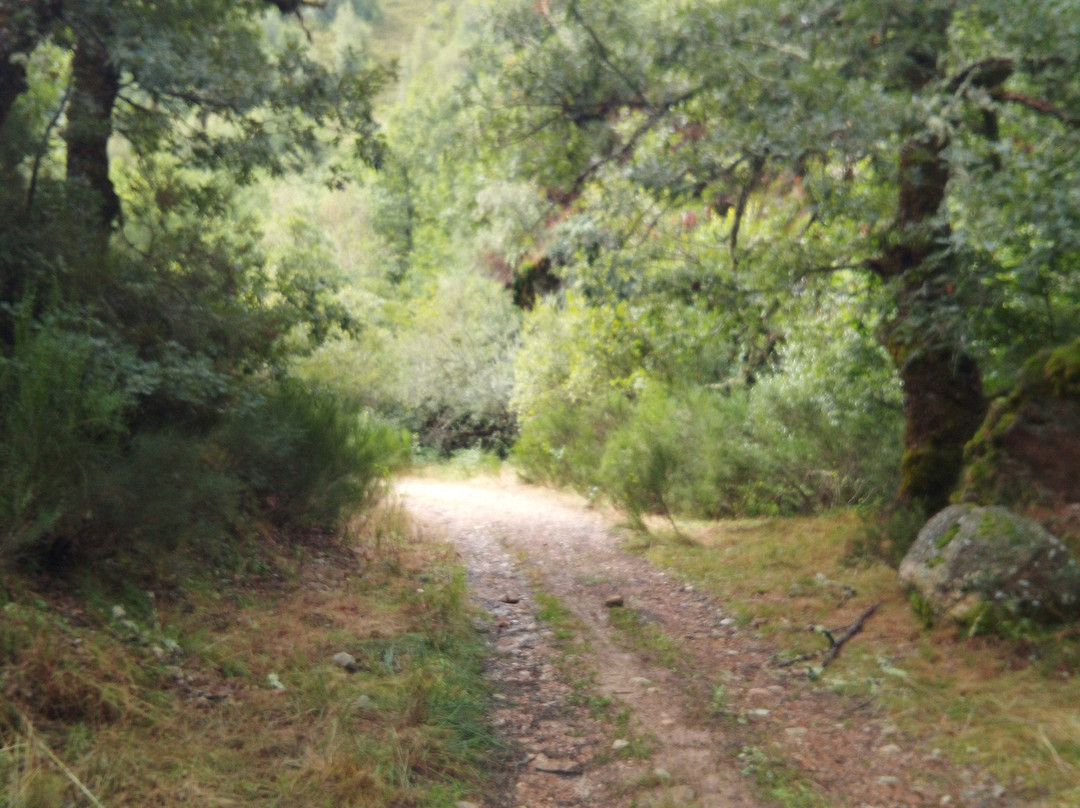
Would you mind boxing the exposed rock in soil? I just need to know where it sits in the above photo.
[900,504,1080,624]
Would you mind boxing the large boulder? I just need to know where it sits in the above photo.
[959,339,1080,541]
[899,504,1080,625]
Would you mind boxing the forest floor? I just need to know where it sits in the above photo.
[398,473,1030,808]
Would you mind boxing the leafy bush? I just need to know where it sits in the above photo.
[393,272,521,455]
[0,316,406,561]
[222,380,409,528]
[513,394,627,490]
[513,308,903,521]
[91,429,246,559]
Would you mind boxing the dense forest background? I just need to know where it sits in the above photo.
[2,0,1079,564]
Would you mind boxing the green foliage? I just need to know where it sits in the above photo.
[514,297,902,520]
[388,272,521,456]
[0,313,131,558]
[465,0,1080,510]
[222,380,409,528]
[91,429,246,559]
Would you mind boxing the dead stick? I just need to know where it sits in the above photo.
[820,603,879,669]
[775,651,819,668]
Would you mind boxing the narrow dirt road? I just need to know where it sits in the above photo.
[397,475,1007,808]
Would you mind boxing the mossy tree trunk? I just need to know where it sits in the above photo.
[874,131,989,514]
[865,20,1015,513]
[889,339,986,513]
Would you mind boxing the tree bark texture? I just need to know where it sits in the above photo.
[64,14,120,235]
[876,126,989,516]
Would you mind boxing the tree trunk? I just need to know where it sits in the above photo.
[889,340,986,514]
[64,14,120,236]
[864,9,1013,514]
[876,132,987,514]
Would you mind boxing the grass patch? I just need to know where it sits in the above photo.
[0,502,503,807]
[738,745,831,808]
[412,448,506,481]
[607,607,689,672]
[636,511,1080,807]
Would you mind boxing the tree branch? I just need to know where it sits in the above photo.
[999,92,1079,127]
[566,1,647,102]
[729,153,767,267]
[570,86,702,196]
[820,603,878,668]
[946,57,1012,93]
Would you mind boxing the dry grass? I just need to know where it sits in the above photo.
[0,501,500,808]
[639,511,1080,807]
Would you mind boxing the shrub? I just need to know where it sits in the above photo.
[221,380,409,528]
[394,273,521,456]
[513,314,903,521]
[91,429,246,558]
[0,316,131,559]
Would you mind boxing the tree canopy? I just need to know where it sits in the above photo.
[0,0,400,560]
[461,0,1080,512]
[3,0,1079,558]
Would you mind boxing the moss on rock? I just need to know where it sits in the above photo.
[900,504,1080,627]
[958,338,1080,529]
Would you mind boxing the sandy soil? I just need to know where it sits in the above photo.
[397,475,1011,808]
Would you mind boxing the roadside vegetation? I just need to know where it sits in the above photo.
[0,505,501,808]
[634,514,1080,807]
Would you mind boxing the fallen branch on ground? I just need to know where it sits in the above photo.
[821,603,879,668]
[773,603,880,672]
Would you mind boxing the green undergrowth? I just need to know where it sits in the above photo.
[411,448,506,480]
[0,503,503,808]
[633,511,1080,807]
[738,745,831,808]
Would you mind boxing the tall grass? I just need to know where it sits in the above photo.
[0,504,503,807]
[0,315,130,559]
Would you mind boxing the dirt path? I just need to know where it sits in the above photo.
[397,475,1007,808]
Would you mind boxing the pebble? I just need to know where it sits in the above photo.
[877,744,902,755]
[876,776,901,786]
[331,652,357,671]
[784,727,808,739]
[612,739,630,750]
[605,595,625,607]
[630,677,652,687]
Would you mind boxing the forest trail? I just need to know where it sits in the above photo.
[397,475,1003,808]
